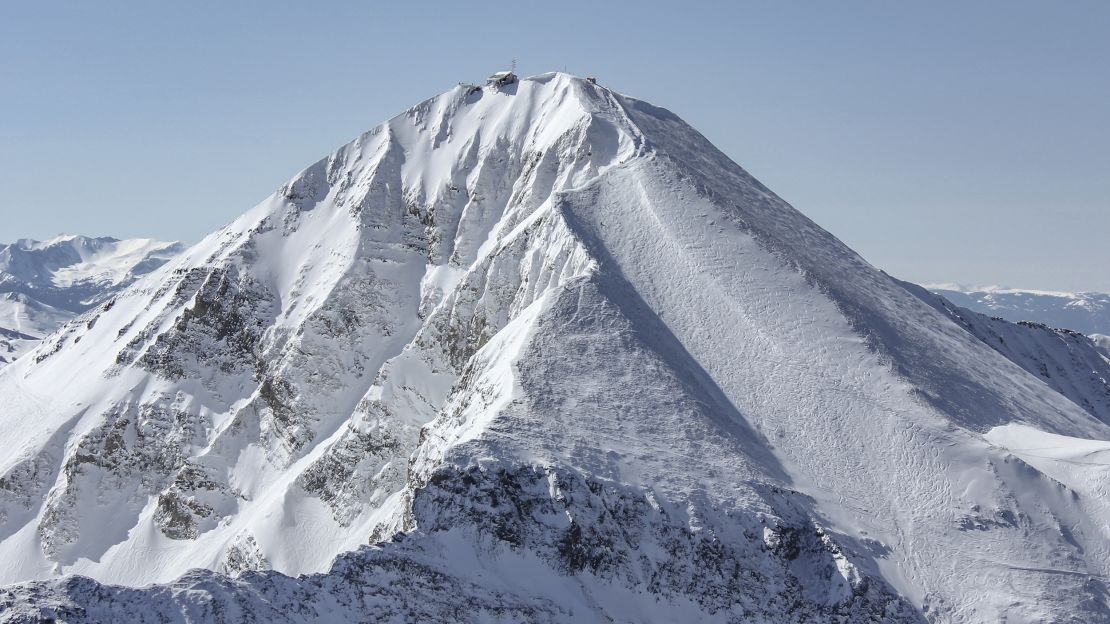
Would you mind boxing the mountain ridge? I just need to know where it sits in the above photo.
[925,283,1110,337]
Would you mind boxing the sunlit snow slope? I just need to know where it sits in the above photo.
[3,73,1110,623]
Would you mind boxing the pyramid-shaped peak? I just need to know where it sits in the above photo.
[2,71,1110,623]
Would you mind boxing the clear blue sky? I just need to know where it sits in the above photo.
[2,2,1108,290]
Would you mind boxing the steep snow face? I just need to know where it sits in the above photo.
[0,236,182,366]
[927,284,1110,336]
[2,73,1110,623]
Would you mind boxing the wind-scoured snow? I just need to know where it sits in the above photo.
[1,73,1110,623]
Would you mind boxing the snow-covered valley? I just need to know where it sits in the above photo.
[2,73,1110,623]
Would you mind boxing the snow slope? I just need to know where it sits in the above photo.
[0,236,182,366]
[2,73,1110,622]
[927,284,1110,336]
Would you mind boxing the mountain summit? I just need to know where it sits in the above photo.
[2,73,1109,623]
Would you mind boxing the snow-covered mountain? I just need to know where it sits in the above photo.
[0,236,183,366]
[926,284,1110,337]
[3,73,1110,623]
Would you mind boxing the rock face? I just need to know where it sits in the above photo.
[0,235,182,366]
[2,73,1110,622]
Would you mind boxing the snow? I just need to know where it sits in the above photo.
[904,281,1110,425]
[986,423,1110,567]
[2,235,181,291]
[2,72,1110,622]
[922,283,1080,298]
[0,235,182,367]
[1093,333,1110,357]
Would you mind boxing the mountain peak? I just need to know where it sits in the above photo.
[2,78,1110,622]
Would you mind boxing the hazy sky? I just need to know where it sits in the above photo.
[2,2,1108,290]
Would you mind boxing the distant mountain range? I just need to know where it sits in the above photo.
[0,235,182,366]
[925,284,1110,337]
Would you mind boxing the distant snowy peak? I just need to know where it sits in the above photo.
[0,235,183,306]
[925,283,1110,336]
[0,235,182,366]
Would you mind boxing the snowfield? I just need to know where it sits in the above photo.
[2,73,1110,622]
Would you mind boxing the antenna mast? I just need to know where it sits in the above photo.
[511,58,517,73]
